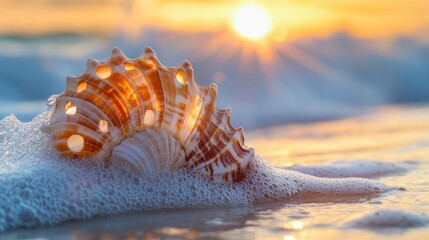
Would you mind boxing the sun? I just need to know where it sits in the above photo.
[232,4,272,41]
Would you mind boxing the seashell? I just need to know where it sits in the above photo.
[41,47,254,182]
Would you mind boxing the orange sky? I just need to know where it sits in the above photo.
[1,0,428,39]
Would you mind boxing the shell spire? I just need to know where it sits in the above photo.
[42,47,254,182]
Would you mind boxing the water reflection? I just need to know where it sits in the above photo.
[0,202,285,239]
[0,197,385,239]
[284,235,296,240]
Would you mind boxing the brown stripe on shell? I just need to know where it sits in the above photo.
[64,76,131,135]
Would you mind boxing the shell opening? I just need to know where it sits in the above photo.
[99,120,109,133]
[77,82,87,93]
[64,101,77,115]
[143,110,155,126]
[96,65,112,79]
[67,134,84,153]
[175,70,187,84]
[124,62,136,71]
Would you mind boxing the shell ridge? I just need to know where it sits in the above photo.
[185,106,230,165]
[149,129,163,171]
[44,122,101,143]
[75,80,126,123]
[121,136,152,172]
[139,133,158,173]
[180,83,217,147]
[99,72,136,128]
[121,67,149,129]
[127,70,153,129]
[113,72,144,128]
[49,96,117,143]
[84,68,136,129]
[113,144,144,171]
[52,101,112,138]
[142,69,163,126]
[63,79,131,133]
[55,95,115,126]
[133,136,155,173]
[159,70,181,135]
[184,105,252,182]
[190,105,253,181]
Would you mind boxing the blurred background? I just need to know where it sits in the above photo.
[0,0,428,129]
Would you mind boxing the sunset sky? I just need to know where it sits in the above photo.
[1,0,429,40]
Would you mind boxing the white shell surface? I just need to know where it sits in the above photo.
[112,128,186,174]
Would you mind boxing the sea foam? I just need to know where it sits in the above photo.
[285,160,415,178]
[343,210,429,229]
[0,112,396,232]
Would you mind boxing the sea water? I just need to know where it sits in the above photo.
[0,105,428,239]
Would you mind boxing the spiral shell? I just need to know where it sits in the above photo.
[42,47,254,182]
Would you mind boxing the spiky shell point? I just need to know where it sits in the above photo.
[42,47,254,182]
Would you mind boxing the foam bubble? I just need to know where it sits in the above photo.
[0,112,396,232]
